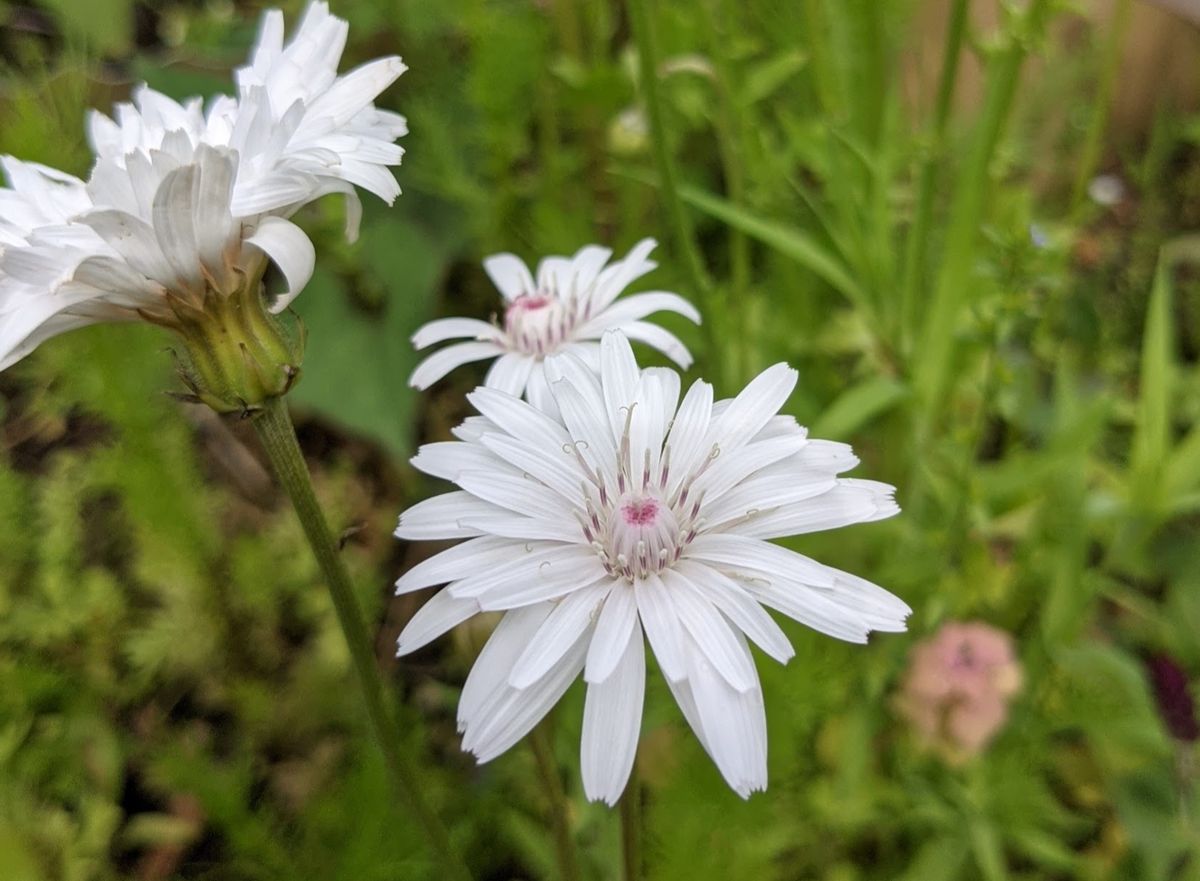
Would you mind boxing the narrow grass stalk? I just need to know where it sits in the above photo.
[529,722,582,881]
[700,0,751,386]
[626,0,717,359]
[252,397,471,881]
[899,0,969,357]
[619,764,642,881]
[1069,0,1132,217]
[913,0,1051,431]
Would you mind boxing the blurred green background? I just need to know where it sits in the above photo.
[1,0,1199,878]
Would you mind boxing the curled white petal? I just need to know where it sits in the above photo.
[245,216,316,313]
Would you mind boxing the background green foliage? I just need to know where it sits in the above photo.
[0,0,1198,878]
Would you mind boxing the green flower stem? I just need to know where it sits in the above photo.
[530,721,582,881]
[899,0,969,358]
[252,397,471,881]
[626,0,719,368]
[619,762,642,881]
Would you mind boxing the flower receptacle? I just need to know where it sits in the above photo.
[167,273,304,416]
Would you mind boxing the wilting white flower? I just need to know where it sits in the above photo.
[0,1,406,374]
[408,239,700,407]
[395,331,908,803]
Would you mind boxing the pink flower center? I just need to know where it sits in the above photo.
[621,498,660,526]
[503,292,573,357]
[509,294,552,313]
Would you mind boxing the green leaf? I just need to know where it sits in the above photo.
[1051,644,1170,768]
[898,837,968,881]
[1130,254,1174,507]
[674,183,868,308]
[41,0,133,55]
[810,376,908,438]
[289,214,444,457]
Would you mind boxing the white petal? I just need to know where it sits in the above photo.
[475,562,607,612]
[592,238,657,311]
[684,533,835,588]
[662,569,759,692]
[484,352,536,397]
[701,465,836,528]
[740,575,872,643]
[664,379,714,497]
[150,163,200,283]
[685,632,768,798]
[483,252,535,300]
[820,567,911,631]
[459,604,553,732]
[600,330,640,440]
[411,317,503,349]
[707,363,798,454]
[478,433,584,502]
[192,145,237,273]
[579,291,701,336]
[581,619,646,805]
[617,320,693,369]
[796,440,860,474]
[464,628,589,762]
[634,572,687,681]
[549,375,618,489]
[458,510,582,544]
[448,544,595,600]
[585,583,639,683]
[723,479,898,540]
[305,56,407,125]
[395,536,550,595]
[467,386,571,448]
[245,216,316,313]
[82,209,173,286]
[456,469,572,520]
[509,581,610,687]
[628,367,678,481]
[525,363,558,417]
[409,441,501,482]
[674,560,793,664]
[692,434,810,503]
[395,590,479,655]
[409,341,504,389]
[395,490,505,540]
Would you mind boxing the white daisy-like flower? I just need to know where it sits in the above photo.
[0,1,406,377]
[408,239,700,407]
[395,331,909,803]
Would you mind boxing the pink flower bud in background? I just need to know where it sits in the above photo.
[896,620,1022,763]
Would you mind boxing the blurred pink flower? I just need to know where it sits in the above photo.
[896,620,1022,762]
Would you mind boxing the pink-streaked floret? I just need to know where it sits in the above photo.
[395,330,908,804]
[408,239,701,407]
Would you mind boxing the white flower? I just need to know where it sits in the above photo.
[408,239,700,407]
[0,1,406,372]
[395,331,908,803]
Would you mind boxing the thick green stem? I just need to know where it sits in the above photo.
[530,722,582,881]
[899,0,969,358]
[251,397,471,881]
[619,762,641,881]
[626,0,718,364]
